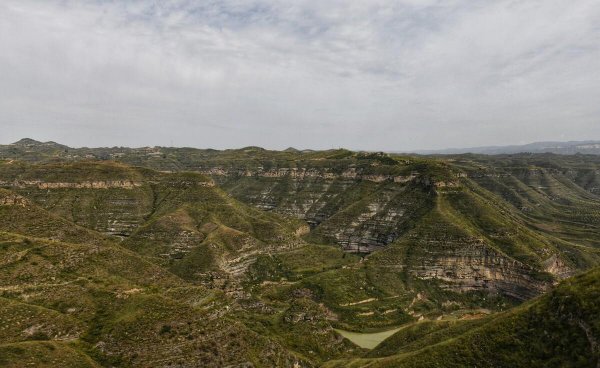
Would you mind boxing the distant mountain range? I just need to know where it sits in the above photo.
[6,138,600,156]
[406,140,600,155]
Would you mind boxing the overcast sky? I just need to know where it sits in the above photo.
[1,0,599,150]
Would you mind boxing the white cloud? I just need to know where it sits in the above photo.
[0,0,599,150]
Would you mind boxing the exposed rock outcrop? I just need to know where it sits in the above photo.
[0,193,28,207]
[0,180,141,189]
[200,166,418,184]
[409,242,549,300]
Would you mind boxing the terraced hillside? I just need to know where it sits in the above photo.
[0,161,305,282]
[3,140,600,252]
[0,141,599,367]
[0,182,339,367]
[2,144,600,297]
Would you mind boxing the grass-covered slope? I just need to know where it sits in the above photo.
[0,341,100,368]
[0,188,110,245]
[0,222,311,366]
[451,154,600,249]
[325,266,600,368]
[0,164,345,366]
[0,161,307,283]
[120,172,306,282]
[0,160,155,238]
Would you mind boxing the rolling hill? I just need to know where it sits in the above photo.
[0,141,599,367]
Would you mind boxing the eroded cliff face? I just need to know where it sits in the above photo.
[0,179,215,190]
[412,241,549,300]
[0,166,215,238]
[5,184,152,238]
[201,166,418,183]
[194,163,584,301]
[1,159,593,304]
[0,179,143,189]
[373,233,557,301]
[309,184,435,253]
[198,166,446,252]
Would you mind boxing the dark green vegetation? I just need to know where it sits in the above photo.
[0,139,599,367]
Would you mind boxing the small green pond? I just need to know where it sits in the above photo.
[334,326,404,349]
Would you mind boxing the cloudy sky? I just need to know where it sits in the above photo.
[1,0,599,150]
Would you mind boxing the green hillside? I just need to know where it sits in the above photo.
[325,266,600,368]
[0,195,313,366]
[0,143,599,367]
